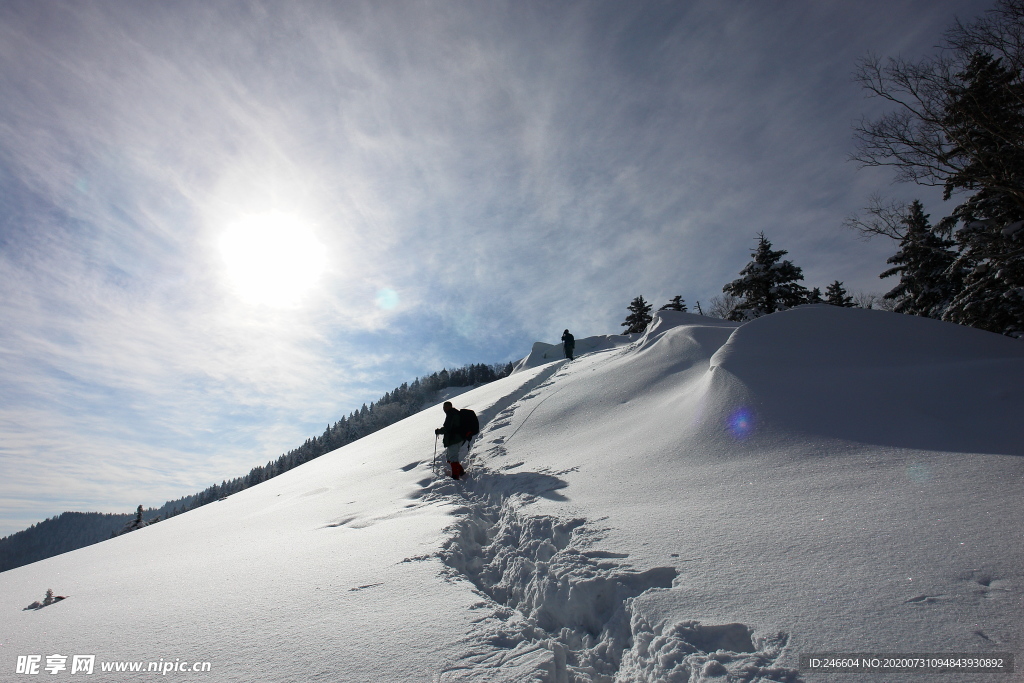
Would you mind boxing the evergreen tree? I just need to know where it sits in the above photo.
[722,233,808,320]
[851,4,1024,337]
[880,200,960,317]
[659,296,687,312]
[852,5,1024,207]
[806,287,824,304]
[938,53,1024,336]
[824,281,855,307]
[113,504,156,537]
[621,296,653,333]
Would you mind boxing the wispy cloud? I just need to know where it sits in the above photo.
[0,0,989,534]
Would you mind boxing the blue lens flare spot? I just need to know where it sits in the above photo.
[727,407,755,439]
[907,463,932,484]
[375,288,399,310]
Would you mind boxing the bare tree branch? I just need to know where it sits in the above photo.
[851,16,1024,213]
[842,194,910,241]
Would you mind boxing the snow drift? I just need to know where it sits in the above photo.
[1,306,1022,682]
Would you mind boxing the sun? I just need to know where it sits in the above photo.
[218,213,327,308]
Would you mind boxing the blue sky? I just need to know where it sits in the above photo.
[0,0,991,536]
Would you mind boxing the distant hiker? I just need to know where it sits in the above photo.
[562,329,575,361]
[435,402,466,479]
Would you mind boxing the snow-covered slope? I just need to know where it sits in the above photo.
[2,307,1022,682]
[513,331,638,372]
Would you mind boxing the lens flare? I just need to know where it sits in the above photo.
[453,312,478,338]
[727,407,755,439]
[375,288,400,310]
[907,463,932,484]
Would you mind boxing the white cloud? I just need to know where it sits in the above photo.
[0,0,991,534]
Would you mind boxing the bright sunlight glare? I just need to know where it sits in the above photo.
[219,213,327,308]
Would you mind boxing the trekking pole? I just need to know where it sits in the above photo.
[433,434,439,475]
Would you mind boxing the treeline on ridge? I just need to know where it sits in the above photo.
[0,511,156,573]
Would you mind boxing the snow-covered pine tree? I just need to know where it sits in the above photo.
[938,53,1024,336]
[851,3,1024,336]
[824,281,855,307]
[880,200,960,317]
[114,505,150,537]
[722,233,808,321]
[806,287,824,304]
[621,296,653,333]
[659,295,687,312]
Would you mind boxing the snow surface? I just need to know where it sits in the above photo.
[513,331,639,372]
[2,306,1023,682]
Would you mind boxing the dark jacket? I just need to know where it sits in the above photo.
[561,331,575,348]
[438,409,464,447]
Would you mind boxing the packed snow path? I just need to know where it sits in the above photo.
[417,354,800,682]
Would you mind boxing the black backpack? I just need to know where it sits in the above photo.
[460,408,479,440]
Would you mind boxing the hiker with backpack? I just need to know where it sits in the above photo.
[434,402,478,480]
[562,329,575,361]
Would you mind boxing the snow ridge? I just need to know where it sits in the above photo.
[423,353,800,682]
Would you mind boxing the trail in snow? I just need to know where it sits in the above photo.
[415,354,800,683]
